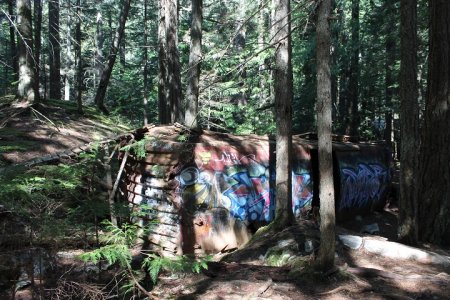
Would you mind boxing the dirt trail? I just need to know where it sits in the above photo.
[152,212,450,300]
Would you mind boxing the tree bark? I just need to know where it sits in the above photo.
[9,0,18,82]
[383,1,396,144]
[75,0,83,113]
[166,0,183,123]
[417,0,450,245]
[398,0,419,244]
[158,0,168,124]
[345,0,359,136]
[271,0,293,229]
[185,0,203,128]
[49,0,62,100]
[143,0,149,125]
[16,0,35,102]
[93,0,133,114]
[64,0,73,101]
[316,0,335,272]
[94,8,104,88]
[257,0,269,108]
[33,0,42,102]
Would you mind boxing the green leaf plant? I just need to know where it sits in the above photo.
[79,218,211,297]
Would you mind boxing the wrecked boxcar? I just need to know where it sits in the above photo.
[121,125,391,256]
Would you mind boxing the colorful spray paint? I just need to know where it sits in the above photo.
[123,126,391,255]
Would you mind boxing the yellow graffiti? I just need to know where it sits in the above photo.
[198,152,212,165]
[184,183,211,205]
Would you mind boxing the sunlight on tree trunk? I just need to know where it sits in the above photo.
[166,0,183,123]
[315,0,335,272]
[158,0,168,124]
[49,0,61,101]
[75,0,83,114]
[33,0,42,102]
[143,0,149,126]
[185,0,203,128]
[16,0,35,103]
[271,0,293,230]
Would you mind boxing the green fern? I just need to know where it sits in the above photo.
[120,136,155,159]
[79,221,211,287]
[143,254,211,284]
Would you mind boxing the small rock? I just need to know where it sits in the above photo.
[361,223,380,234]
[304,239,313,253]
[338,234,363,250]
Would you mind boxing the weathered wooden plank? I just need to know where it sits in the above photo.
[128,155,179,166]
[126,180,174,191]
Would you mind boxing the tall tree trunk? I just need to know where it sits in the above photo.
[417,0,450,245]
[16,0,35,102]
[94,7,104,88]
[33,0,42,102]
[231,0,247,126]
[93,0,132,114]
[120,34,126,70]
[383,1,396,144]
[185,0,203,128]
[75,0,83,113]
[143,0,149,125]
[9,0,18,81]
[257,0,269,107]
[271,0,293,229]
[64,0,73,101]
[316,0,335,272]
[346,0,359,136]
[49,0,62,100]
[398,0,419,244]
[166,0,183,123]
[158,0,168,124]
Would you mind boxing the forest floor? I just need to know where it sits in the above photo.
[0,97,449,299]
[0,96,130,166]
[150,208,450,300]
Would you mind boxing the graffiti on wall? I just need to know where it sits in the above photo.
[292,163,313,216]
[174,147,313,222]
[339,162,390,210]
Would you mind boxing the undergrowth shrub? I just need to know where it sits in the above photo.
[0,145,119,245]
[80,220,211,296]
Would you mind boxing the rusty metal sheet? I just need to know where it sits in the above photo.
[335,144,391,218]
[122,125,391,255]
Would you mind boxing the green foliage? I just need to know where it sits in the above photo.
[82,243,131,267]
[80,220,211,288]
[176,134,188,142]
[0,141,39,152]
[120,136,155,159]
[0,142,120,244]
[265,251,292,267]
[143,254,211,284]
[0,164,83,215]
[0,163,83,241]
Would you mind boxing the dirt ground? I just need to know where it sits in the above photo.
[151,208,450,300]
[1,100,449,299]
[0,99,129,166]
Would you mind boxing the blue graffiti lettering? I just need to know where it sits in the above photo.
[292,172,313,217]
[340,163,389,210]
[173,159,314,222]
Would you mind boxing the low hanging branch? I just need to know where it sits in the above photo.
[107,146,131,218]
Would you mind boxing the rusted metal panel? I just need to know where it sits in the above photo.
[335,143,392,218]
[122,125,391,255]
